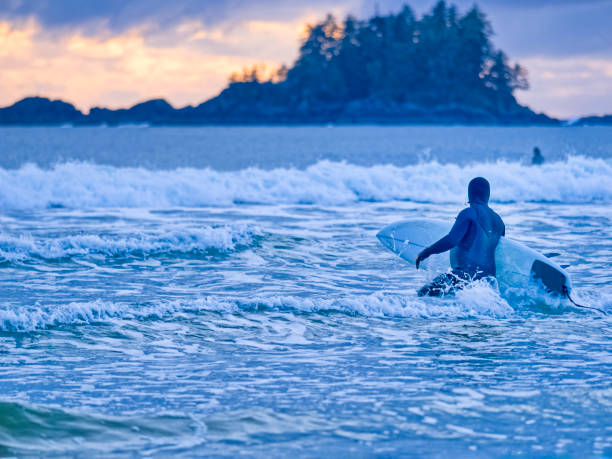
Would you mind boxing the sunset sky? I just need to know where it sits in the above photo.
[1,0,611,118]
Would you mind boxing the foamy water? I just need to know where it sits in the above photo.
[1,156,611,209]
[0,126,611,457]
[0,224,259,261]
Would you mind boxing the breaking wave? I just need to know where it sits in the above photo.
[0,156,610,209]
[3,284,610,333]
[0,284,515,332]
[0,225,260,262]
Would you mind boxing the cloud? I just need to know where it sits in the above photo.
[2,0,611,59]
[0,18,293,110]
[516,57,612,118]
[487,0,612,59]
[0,0,353,35]
[0,1,354,110]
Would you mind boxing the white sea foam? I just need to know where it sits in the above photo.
[0,285,514,332]
[5,282,610,332]
[0,225,259,261]
[0,156,610,209]
[0,299,209,332]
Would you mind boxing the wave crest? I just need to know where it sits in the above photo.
[4,283,610,333]
[1,286,514,332]
[0,225,260,261]
[0,156,610,209]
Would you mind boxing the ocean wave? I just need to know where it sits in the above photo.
[2,284,609,332]
[0,284,514,332]
[0,225,260,261]
[0,156,610,209]
[4,284,611,333]
[0,401,204,455]
[0,400,325,455]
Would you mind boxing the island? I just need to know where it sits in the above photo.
[3,1,603,126]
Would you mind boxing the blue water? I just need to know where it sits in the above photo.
[0,126,611,457]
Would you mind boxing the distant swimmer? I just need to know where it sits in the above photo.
[415,177,505,296]
[531,147,544,165]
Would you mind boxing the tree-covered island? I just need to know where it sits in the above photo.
[0,2,560,125]
[205,1,547,124]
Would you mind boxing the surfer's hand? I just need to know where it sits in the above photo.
[416,250,428,269]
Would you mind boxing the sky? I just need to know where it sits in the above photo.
[0,0,611,118]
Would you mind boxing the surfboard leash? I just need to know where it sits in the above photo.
[562,285,607,315]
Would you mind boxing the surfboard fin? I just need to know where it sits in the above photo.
[531,261,607,315]
[531,260,566,296]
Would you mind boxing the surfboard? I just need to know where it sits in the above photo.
[376,218,572,296]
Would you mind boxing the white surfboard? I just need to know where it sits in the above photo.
[376,218,572,296]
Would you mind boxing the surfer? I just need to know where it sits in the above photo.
[415,177,505,296]
[531,147,544,165]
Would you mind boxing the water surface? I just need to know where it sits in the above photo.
[0,126,611,457]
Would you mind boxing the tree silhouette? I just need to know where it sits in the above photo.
[211,1,534,122]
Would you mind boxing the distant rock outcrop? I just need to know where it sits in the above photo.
[0,97,84,125]
[570,114,612,126]
[85,99,177,126]
[0,94,559,126]
[0,93,557,127]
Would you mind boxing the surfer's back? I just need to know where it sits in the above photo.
[416,177,505,282]
[451,203,505,276]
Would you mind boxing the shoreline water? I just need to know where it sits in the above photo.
[1,126,610,456]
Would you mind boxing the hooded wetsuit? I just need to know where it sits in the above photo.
[417,177,505,297]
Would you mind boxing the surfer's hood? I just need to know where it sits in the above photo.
[468,177,490,204]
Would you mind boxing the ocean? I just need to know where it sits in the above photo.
[0,125,611,457]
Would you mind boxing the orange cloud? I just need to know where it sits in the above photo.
[0,15,315,110]
[516,57,612,118]
[0,19,36,57]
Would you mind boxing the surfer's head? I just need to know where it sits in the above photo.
[468,177,490,204]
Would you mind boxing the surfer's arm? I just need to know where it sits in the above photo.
[416,210,470,268]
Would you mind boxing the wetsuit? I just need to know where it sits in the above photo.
[416,177,505,297]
